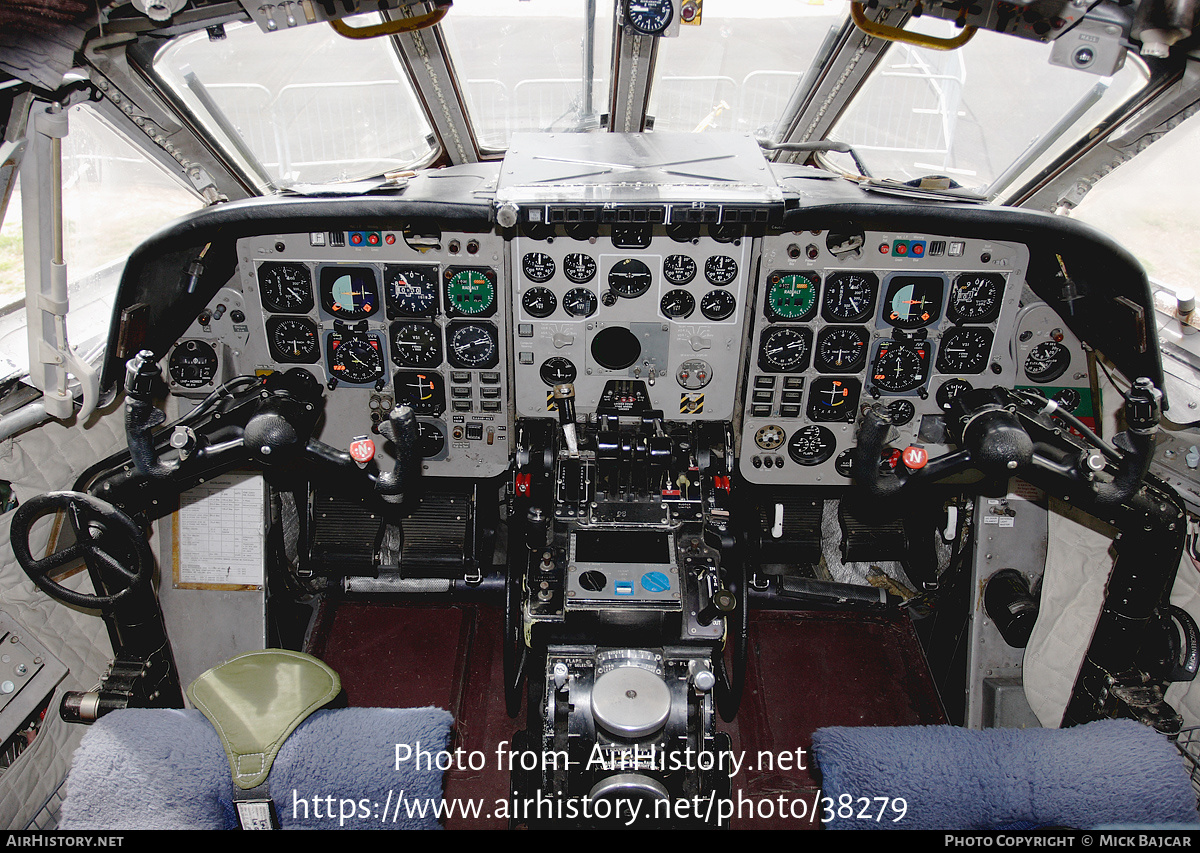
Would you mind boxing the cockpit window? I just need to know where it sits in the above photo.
[1071,109,1200,293]
[826,17,1149,196]
[438,0,615,149]
[154,19,437,188]
[645,0,848,136]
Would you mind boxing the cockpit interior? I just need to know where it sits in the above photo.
[2,0,1200,831]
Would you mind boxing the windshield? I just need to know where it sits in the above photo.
[826,16,1149,196]
[144,1,1155,197]
[155,18,438,188]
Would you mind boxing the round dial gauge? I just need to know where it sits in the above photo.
[258,262,314,313]
[936,327,993,374]
[1053,387,1082,411]
[700,289,736,321]
[871,341,930,393]
[660,289,695,319]
[625,0,673,34]
[564,253,597,284]
[948,273,1005,323]
[563,288,598,318]
[327,334,385,385]
[936,378,973,412]
[807,377,862,423]
[663,254,697,285]
[607,258,653,298]
[169,340,218,388]
[267,316,320,364]
[886,399,916,426]
[390,321,442,368]
[447,322,499,369]
[758,326,812,372]
[884,276,943,329]
[445,268,496,316]
[755,424,786,450]
[814,326,869,373]
[320,266,379,319]
[540,356,577,386]
[666,222,700,243]
[1024,341,1071,384]
[385,265,438,317]
[522,252,556,283]
[394,371,445,416]
[787,425,836,466]
[522,286,557,318]
[704,255,738,286]
[416,421,446,458]
[766,272,818,321]
[822,272,878,323]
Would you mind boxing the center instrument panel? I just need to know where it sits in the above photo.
[740,229,1029,485]
[510,224,751,421]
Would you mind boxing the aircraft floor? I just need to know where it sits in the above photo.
[306,601,945,829]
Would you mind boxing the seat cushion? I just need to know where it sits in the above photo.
[59,706,453,830]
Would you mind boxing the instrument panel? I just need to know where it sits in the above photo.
[160,219,1065,491]
[164,229,512,479]
[510,226,752,421]
[739,230,1029,486]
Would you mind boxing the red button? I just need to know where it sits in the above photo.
[350,438,375,463]
[902,446,928,470]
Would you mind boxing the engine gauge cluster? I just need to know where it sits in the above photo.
[509,227,752,422]
[740,228,1028,486]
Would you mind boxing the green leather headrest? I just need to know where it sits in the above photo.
[187,650,341,790]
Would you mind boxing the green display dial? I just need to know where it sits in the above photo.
[445,268,496,316]
[766,272,818,320]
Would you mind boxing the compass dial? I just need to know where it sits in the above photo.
[327,333,385,385]
[765,272,818,321]
[266,316,320,364]
[390,321,443,368]
[564,253,597,284]
[871,341,930,393]
[758,326,812,372]
[258,262,313,313]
